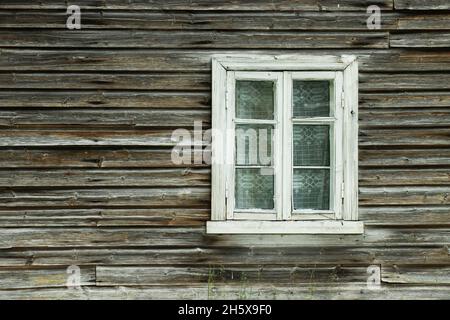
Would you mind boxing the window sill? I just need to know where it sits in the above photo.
[206,220,364,234]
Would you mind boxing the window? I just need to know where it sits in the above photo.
[208,55,362,234]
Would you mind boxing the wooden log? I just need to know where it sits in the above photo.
[0,73,210,91]
[359,169,450,186]
[359,129,450,147]
[1,49,450,72]
[360,92,450,109]
[0,246,448,267]
[0,148,207,169]
[0,30,389,49]
[0,208,210,227]
[0,91,211,109]
[391,32,450,48]
[359,149,450,167]
[0,1,395,11]
[360,206,450,226]
[0,284,448,300]
[4,11,450,31]
[0,188,210,209]
[0,169,211,187]
[359,109,450,128]
[382,266,450,285]
[359,186,450,205]
[96,266,370,286]
[0,130,208,147]
[0,227,448,249]
[0,267,95,290]
[359,73,450,91]
[0,109,211,129]
[394,0,450,10]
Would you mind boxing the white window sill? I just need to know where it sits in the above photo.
[206,220,364,234]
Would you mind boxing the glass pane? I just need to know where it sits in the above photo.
[235,168,274,210]
[236,80,274,120]
[293,125,330,166]
[235,124,273,166]
[293,169,330,210]
[293,81,330,117]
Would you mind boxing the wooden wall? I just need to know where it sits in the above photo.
[0,0,449,299]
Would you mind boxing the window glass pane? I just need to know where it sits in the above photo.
[293,81,330,117]
[236,80,274,119]
[235,168,274,210]
[235,124,273,166]
[293,169,330,210]
[293,125,330,166]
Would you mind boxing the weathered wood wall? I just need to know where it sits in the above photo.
[0,0,449,299]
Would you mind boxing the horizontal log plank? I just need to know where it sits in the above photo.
[382,266,450,285]
[0,227,448,249]
[359,129,450,147]
[0,1,394,11]
[391,32,450,48]
[0,130,208,147]
[0,267,95,289]
[359,109,450,128]
[359,186,450,205]
[1,49,450,72]
[0,148,207,169]
[0,91,210,109]
[0,188,210,208]
[0,169,210,187]
[0,208,210,227]
[360,93,450,109]
[0,73,210,91]
[0,109,210,129]
[0,284,448,300]
[0,246,448,267]
[4,11,449,31]
[359,149,450,167]
[360,206,450,226]
[360,169,450,186]
[360,73,450,91]
[394,0,450,10]
[0,30,389,49]
[96,266,370,286]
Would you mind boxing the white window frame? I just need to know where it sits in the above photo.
[208,55,362,234]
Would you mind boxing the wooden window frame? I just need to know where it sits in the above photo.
[208,54,362,234]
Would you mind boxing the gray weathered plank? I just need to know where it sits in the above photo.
[359,149,450,167]
[0,227,448,249]
[0,267,95,289]
[0,188,210,209]
[359,129,450,147]
[0,30,389,49]
[359,109,450,127]
[382,266,450,285]
[0,73,210,91]
[360,206,450,226]
[0,91,210,109]
[0,148,207,169]
[0,169,210,187]
[394,0,450,10]
[0,284,448,300]
[96,266,370,286]
[0,208,210,227]
[0,246,448,267]
[0,1,394,11]
[1,49,450,72]
[359,186,450,205]
[0,109,210,129]
[391,32,450,48]
[360,92,450,109]
[360,169,450,186]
